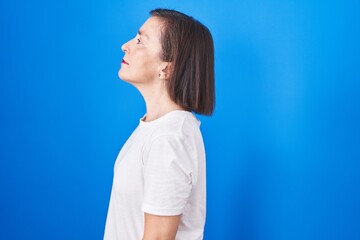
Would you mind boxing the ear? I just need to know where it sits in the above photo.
[158,62,172,80]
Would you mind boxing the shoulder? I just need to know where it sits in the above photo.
[140,110,204,159]
[149,110,201,141]
[142,111,205,185]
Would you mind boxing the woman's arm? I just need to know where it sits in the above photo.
[142,213,181,240]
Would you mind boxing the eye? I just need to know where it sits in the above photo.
[136,38,141,44]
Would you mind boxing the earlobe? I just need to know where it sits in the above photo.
[159,63,172,80]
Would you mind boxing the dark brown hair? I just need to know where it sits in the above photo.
[150,8,215,115]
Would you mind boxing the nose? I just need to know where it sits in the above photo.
[121,40,130,53]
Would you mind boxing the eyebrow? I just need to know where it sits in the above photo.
[138,30,149,39]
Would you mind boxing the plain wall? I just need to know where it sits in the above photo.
[1,0,359,239]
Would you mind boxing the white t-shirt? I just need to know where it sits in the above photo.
[104,110,206,240]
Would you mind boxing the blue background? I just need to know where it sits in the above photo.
[1,0,360,239]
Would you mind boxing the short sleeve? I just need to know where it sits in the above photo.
[142,134,196,216]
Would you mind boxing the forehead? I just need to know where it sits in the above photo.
[139,16,164,39]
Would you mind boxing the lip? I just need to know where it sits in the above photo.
[121,59,129,65]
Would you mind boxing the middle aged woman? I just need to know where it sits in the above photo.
[104,8,215,240]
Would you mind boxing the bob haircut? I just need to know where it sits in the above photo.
[150,9,215,116]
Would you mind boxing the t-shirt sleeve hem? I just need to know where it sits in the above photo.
[142,204,183,216]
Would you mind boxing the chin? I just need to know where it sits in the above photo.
[118,71,135,85]
[118,69,123,79]
[118,69,144,86]
[118,69,128,81]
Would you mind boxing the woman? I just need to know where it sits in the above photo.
[104,8,215,240]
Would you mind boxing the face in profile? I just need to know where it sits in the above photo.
[119,17,167,86]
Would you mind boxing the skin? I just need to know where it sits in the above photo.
[143,214,181,240]
[119,16,183,239]
[119,16,185,122]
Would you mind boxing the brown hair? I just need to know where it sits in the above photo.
[150,8,215,116]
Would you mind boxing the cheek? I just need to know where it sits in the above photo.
[135,52,160,73]
[135,50,155,66]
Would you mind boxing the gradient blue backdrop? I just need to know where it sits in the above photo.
[1,0,359,239]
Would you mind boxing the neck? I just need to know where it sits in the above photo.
[136,82,186,122]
